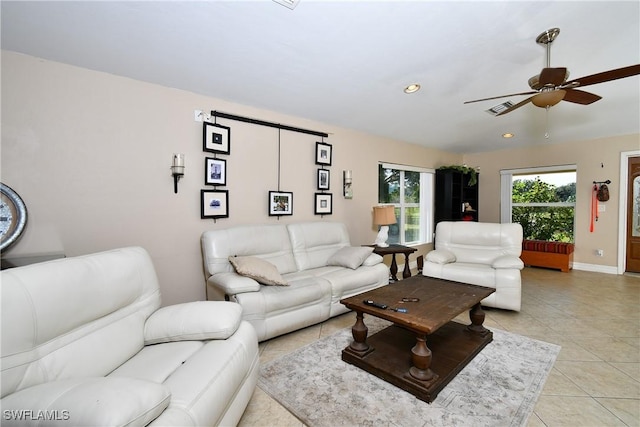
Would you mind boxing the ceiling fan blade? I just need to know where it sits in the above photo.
[495,96,534,116]
[564,64,640,88]
[538,67,568,86]
[464,91,537,104]
[562,89,602,105]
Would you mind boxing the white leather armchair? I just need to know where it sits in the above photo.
[1,247,259,426]
[423,222,524,311]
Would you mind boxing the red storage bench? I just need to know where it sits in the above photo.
[521,240,574,272]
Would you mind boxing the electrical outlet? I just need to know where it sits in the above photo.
[598,204,606,212]
[596,249,604,257]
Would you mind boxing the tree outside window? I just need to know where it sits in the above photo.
[511,173,576,242]
[378,165,430,245]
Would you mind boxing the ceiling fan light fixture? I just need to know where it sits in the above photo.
[404,84,421,94]
[531,89,566,107]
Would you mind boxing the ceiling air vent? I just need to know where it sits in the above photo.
[486,101,514,116]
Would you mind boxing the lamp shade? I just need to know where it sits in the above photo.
[373,205,396,226]
[531,89,566,107]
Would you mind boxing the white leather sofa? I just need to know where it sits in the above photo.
[201,222,389,342]
[1,247,259,426]
[423,221,524,311]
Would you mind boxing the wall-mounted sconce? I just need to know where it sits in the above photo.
[171,153,185,194]
[343,170,353,199]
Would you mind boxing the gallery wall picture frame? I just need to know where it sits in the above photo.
[315,141,332,166]
[201,189,229,219]
[317,168,330,190]
[203,122,231,154]
[268,191,293,216]
[205,157,226,186]
[314,192,333,215]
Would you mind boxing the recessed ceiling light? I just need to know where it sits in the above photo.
[502,133,514,138]
[404,84,421,94]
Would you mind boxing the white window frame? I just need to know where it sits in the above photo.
[500,165,577,232]
[379,162,434,245]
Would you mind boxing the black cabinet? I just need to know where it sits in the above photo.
[434,169,479,224]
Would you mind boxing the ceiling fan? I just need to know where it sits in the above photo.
[464,28,640,116]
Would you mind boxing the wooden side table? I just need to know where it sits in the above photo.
[370,244,417,282]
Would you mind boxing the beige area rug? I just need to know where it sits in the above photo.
[258,318,560,427]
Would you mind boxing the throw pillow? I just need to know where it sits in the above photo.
[228,256,288,286]
[425,249,456,264]
[327,246,374,270]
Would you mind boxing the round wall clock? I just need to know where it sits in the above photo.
[0,183,28,251]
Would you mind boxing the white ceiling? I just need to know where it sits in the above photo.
[2,1,639,153]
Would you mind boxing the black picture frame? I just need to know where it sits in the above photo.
[268,191,293,216]
[203,122,231,154]
[317,168,330,190]
[205,157,226,186]
[314,192,333,215]
[201,189,229,219]
[315,141,332,166]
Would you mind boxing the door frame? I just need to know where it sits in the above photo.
[618,150,640,274]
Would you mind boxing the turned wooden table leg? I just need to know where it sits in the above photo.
[402,253,412,278]
[467,302,490,335]
[389,254,399,282]
[409,334,437,382]
[349,311,370,353]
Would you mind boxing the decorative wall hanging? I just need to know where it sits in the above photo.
[205,157,226,186]
[269,191,293,216]
[201,189,229,219]
[203,122,231,154]
[317,169,330,190]
[315,142,332,166]
[315,193,333,215]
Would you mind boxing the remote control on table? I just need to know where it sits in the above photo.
[363,300,388,309]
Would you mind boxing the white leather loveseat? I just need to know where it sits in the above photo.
[201,222,389,342]
[423,221,524,311]
[1,247,259,426]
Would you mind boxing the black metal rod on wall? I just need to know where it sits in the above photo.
[211,110,329,138]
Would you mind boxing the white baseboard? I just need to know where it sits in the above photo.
[572,262,618,275]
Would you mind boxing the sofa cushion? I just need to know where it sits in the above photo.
[228,256,288,286]
[327,246,374,269]
[1,377,170,427]
[144,301,242,344]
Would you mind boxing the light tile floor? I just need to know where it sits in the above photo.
[238,268,640,427]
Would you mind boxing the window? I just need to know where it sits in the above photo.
[500,166,576,242]
[378,163,434,245]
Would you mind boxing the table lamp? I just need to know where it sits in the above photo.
[373,205,396,247]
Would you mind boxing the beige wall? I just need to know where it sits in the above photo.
[464,135,639,269]
[1,51,459,305]
[3,51,637,305]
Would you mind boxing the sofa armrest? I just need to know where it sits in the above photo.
[144,301,242,344]
[492,255,524,270]
[1,377,170,427]
[425,249,456,265]
[207,271,261,295]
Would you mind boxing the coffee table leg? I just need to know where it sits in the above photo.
[467,302,490,335]
[349,311,370,353]
[409,334,436,382]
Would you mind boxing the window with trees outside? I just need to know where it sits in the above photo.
[378,163,434,245]
[500,166,576,242]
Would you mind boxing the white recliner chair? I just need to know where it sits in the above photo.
[1,247,259,426]
[423,221,524,311]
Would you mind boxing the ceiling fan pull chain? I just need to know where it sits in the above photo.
[544,106,550,139]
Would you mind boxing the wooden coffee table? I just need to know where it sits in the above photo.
[340,275,495,403]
